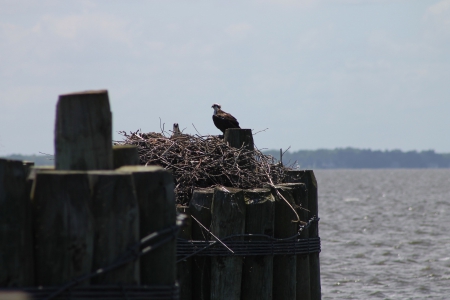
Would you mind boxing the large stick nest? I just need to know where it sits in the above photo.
[116,129,288,205]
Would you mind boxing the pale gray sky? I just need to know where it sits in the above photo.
[1,0,449,155]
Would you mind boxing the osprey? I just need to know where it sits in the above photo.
[211,103,240,134]
[171,123,181,138]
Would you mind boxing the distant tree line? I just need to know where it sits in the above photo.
[1,154,54,166]
[263,148,450,169]
[3,148,450,168]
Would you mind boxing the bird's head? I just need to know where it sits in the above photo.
[211,103,221,115]
[173,123,180,133]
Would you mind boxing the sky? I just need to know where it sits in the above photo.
[0,0,449,156]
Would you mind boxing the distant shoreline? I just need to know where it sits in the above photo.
[0,154,55,166]
[263,148,450,169]
[3,148,450,169]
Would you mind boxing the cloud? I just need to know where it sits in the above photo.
[319,0,405,3]
[367,30,437,58]
[427,0,450,15]
[425,0,450,27]
[224,23,253,39]
[296,24,334,51]
[38,13,132,45]
[0,9,136,82]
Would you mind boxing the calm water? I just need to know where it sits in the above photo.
[316,169,450,299]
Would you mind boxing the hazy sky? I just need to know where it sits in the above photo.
[1,0,449,156]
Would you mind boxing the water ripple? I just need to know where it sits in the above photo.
[317,169,450,299]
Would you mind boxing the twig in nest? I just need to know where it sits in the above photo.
[115,130,289,206]
[253,128,269,135]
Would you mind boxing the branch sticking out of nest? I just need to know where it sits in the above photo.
[116,129,288,205]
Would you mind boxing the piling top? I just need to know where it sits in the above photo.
[32,169,85,175]
[88,170,132,176]
[59,90,108,97]
[113,145,138,150]
[55,90,112,170]
[243,188,274,205]
[214,186,243,193]
[117,165,165,173]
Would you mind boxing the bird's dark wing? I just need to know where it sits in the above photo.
[218,111,240,128]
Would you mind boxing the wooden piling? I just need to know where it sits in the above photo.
[0,159,34,287]
[113,145,139,169]
[224,129,254,171]
[272,185,297,300]
[190,189,214,300]
[210,187,246,300]
[23,162,35,205]
[241,188,275,300]
[285,170,321,300]
[224,129,254,151]
[117,166,176,286]
[88,171,140,285]
[22,161,34,175]
[177,205,192,300]
[32,171,94,286]
[55,90,113,170]
[280,183,310,300]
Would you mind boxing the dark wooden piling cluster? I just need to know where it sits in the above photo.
[175,130,321,300]
[1,90,321,300]
[0,90,178,298]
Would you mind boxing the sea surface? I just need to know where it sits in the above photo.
[316,169,450,300]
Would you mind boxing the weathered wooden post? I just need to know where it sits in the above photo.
[32,171,94,286]
[0,158,34,287]
[224,129,254,151]
[117,166,177,287]
[272,185,297,300]
[113,145,140,169]
[241,188,275,300]
[224,128,254,171]
[22,161,34,175]
[190,189,214,300]
[210,187,246,300]
[285,170,321,300]
[88,171,140,285]
[55,90,113,170]
[176,205,192,300]
[280,182,310,300]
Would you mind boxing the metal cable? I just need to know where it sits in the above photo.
[1,285,179,300]
[176,216,320,262]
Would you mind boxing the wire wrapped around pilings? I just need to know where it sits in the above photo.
[177,237,321,260]
[13,214,185,300]
[0,285,179,300]
[176,216,320,262]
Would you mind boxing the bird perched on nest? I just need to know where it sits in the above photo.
[211,103,240,134]
[171,123,182,138]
